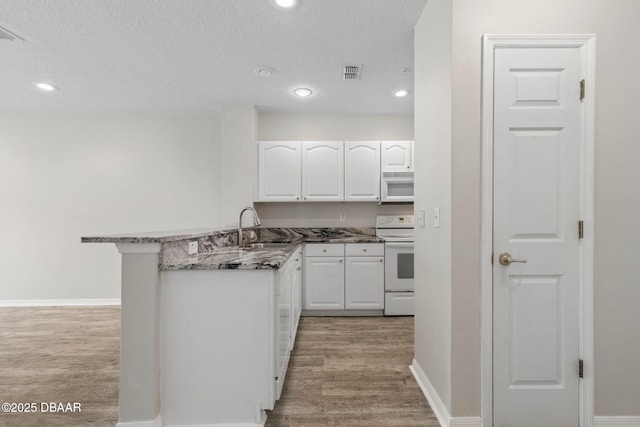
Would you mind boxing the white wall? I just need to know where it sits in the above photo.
[0,114,220,301]
[218,105,257,227]
[414,0,640,418]
[0,112,411,301]
[413,0,453,413]
[256,113,414,227]
[258,113,413,141]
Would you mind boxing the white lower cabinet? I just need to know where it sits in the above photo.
[276,245,303,399]
[275,262,292,400]
[304,243,384,312]
[290,247,303,349]
[304,256,345,310]
[345,256,385,309]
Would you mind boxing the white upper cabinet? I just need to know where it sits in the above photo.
[381,140,414,172]
[344,141,381,202]
[302,141,344,201]
[258,141,301,202]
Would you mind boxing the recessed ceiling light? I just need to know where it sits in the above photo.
[270,0,299,9]
[293,87,313,97]
[394,89,410,97]
[34,82,57,91]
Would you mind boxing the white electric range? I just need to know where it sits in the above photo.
[376,215,415,316]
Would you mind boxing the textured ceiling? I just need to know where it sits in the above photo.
[0,0,426,114]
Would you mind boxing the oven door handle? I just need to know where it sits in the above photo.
[385,242,415,249]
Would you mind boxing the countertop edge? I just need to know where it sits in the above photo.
[81,227,235,244]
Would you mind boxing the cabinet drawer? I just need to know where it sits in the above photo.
[305,243,344,257]
[384,292,415,316]
[345,243,384,257]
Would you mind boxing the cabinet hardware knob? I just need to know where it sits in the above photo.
[380,259,383,262]
[363,249,367,252]
[296,197,299,200]
[297,267,302,271]
[323,249,326,252]
[339,259,343,263]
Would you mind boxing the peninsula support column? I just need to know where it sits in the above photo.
[115,243,162,427]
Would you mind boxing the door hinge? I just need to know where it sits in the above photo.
[580,79,585,101]
[578,359,584,378]
[578,220,584,239]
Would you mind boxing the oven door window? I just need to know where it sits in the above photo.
[397,253,414,279]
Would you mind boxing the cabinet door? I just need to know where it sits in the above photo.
[302,141,344,201]
[304,257,345,310]
[345,257,384,309]
[344,141,381,202]
[290,251,302,349]
[381,141,413,172]
[275,268,292,400]
[258,141,301,201]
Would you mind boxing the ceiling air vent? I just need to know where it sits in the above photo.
[342,64,362,81]
[0,25,24,41]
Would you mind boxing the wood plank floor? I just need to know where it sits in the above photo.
[0,306,120,427]
[266,316,437,427]
[0,308,436,427]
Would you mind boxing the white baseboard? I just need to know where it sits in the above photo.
[410,359,483,427]
[0,298,121,307]
[410,359,450,426]
[450,417,483,427]
[594,416,640,426]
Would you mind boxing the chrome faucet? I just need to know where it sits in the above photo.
[238,206,262,247]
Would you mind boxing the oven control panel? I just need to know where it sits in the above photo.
[376,215,414,229]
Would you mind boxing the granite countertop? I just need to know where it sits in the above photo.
[83,226,383,271]
[81,226,234,244]
[160,227,384,271]
[161,241,304,271]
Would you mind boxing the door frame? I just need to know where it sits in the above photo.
[480,34,596,427]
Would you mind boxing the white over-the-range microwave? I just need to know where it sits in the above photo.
[380,171,414,203]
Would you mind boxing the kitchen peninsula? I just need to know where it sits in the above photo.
[82,226,381,427]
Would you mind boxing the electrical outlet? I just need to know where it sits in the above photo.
[339,213,346,223]
[188,241,198,255]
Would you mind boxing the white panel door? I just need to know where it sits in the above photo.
[345,257,384,309]
[258,141,301,201]
[344,141,381,201]
[493,47,581,426]
[302,141,344,201]
[304,257,344,310]
[381,141,413,171]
